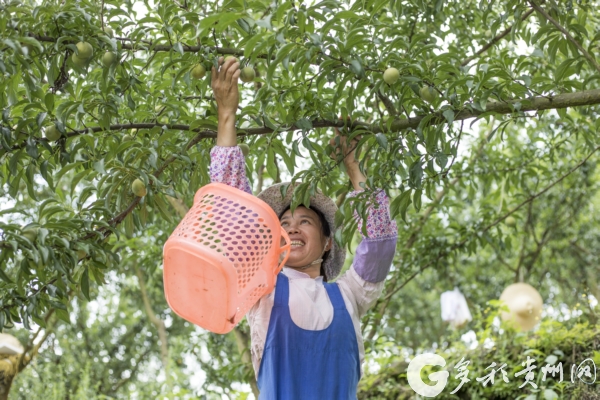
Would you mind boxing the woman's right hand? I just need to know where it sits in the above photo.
[212,56,241,147]
[211,56,241,116]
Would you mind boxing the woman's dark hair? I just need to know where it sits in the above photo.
[278,204,331,282]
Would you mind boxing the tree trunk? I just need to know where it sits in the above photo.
[0,355,19,400]
[135,266,170,383]
[233,327,260,398]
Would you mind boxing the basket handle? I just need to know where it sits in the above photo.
[275,228,291,274]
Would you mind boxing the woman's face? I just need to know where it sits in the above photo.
[280,206,331,268]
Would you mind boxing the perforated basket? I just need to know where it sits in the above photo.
[163,183,290,334]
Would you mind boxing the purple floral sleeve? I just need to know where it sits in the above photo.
[346,189,398,283]
[347,189,398,239]
[209,146,252,194]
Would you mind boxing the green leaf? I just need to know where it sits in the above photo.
[173,42,184,55]
[255,15,272,30]
[0,253,13,283]
[8,170,23,198]
[409,158,423,188]
[236,18,251,34]
[8,151,23,175]
[153,194,173,223]
[348,59,365,78]
[36,112,47,127]
[124,213,134,238]
[554,58,577,82]
[413,189,422,212]
[55,309,71,324]
[93,159,106,174]
[25,139,39,159]
[25,163,37,200]
[266,146,278,180]
[442,109,455,124]
[375,133,388,149]
[81,268,90,301]
[390,190,412,222]
[295,118,312,130]
[243,34,263,59]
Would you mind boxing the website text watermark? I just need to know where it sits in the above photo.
[407,353,597,397]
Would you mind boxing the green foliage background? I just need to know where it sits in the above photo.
[1,0,600,398]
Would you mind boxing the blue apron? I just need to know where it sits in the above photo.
[257,272,360,399]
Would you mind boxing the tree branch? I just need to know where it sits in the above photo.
[11,308,57,382]
[383,88,600,133]
[111,347,153,393]
[10,88,600,155]
[256,164,265,194]
[134,265,169,386]
[460,8,536,67]
[28,33,246,58]
[367,143,600,340]
[364,120,497,339]
[232,327,259,398]
[28,15,534,78]
[529,1,600,75]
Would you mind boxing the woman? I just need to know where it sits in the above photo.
[210,57,397,399]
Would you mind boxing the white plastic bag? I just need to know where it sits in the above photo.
[441,288,472,328]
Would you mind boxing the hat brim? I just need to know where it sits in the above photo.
[499,283,543,331]
[257,182,346,280]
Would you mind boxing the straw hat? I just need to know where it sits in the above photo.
[257,182,346,281]
[0,333,24,355]
[499,283,543,331]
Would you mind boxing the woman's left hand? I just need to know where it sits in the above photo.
[329,123,367,191]
[329,126,360,168]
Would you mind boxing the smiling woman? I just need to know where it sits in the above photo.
[278,205,331,280]
[209,56,398,399]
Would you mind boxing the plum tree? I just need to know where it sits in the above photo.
[3,1,600,398]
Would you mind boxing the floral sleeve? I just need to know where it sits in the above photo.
[209,146,252,194]
[343,189,398,283]
[346,189,398,239]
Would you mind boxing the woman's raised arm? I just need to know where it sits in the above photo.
[332,126,398,317]
[212,56,240,147]
[208,57,252,194]
[330,126,367,191]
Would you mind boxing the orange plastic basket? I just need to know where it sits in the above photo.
[163,183,290,334]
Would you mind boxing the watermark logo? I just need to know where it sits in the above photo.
[571,358,597,385]
[406,353,449,397]
[406,354,598,397]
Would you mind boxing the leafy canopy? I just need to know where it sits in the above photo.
[1,0,600,397]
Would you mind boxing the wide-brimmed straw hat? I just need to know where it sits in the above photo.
[257,182,346,281]
[499,283,543,331]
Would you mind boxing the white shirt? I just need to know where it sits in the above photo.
[246,266,385,378]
